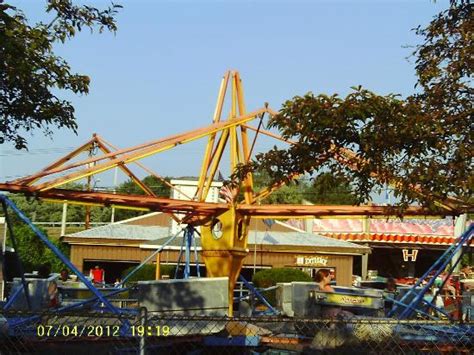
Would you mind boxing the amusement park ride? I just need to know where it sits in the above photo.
[0,70,472,318]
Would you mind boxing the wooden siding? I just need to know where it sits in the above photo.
[70,244,353,286]
[118,213,298,232]
[241,251,352,286]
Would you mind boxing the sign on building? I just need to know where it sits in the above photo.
[402,249,419,262]
[295,255,329,267]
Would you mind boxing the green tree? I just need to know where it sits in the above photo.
[306,173,358,205]
[118,175,171,197]
[0,0,121,149]
[252,169,307,204]
[114,175,171,221]
[7,224,70,272]
[7,194,84,223]
[235,0,472,212]
[5,182,88,223]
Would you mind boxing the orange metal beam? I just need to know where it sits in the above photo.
[201,129,230,200]
[0,184,228,216]
[0,184,468,218]
[17,132,193,185]
[235,71,254,204]
[242,124,297,145]
[30,108,273,192]
[98,136,192,200]
[196,71,231,201]
[3,69,469,222]
[95,139,156,197]
[236,204,461,218]
[22,104,271,187]
[229,74,238,172]
[12,136,97,185]
[234,126,466,212]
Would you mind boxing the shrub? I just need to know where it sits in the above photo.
[160,264,176,278]
[252,267,312,305]
[122,264,155,283]
[122,264,176,283]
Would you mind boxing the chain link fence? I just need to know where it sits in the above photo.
[0,310,472,354]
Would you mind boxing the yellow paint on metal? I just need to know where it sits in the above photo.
[155,253,161,280]
[325,293,374,307]
[235,72,254,204]
[202,129,230,200]
[96,141,156,197]
[200,207,250,314]
[196,72,230,201]
[199,72,255,314]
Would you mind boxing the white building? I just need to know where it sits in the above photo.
[169,179,223,234]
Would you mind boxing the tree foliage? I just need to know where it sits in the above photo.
[0,0,121,149]
[118,175,171,197]
[8,192,84,223]
[306,172,358,205]
[251,169,306,204]
[7,224,70,272]
[250,169,357,205]
[115,175,171,220]
[235,0,473,211]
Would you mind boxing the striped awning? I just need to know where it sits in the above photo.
[321,232,457,245]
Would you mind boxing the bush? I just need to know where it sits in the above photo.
[122,264,176,283]
[122,264,155,283]
[160,264,176,278]
[252,268,313,305]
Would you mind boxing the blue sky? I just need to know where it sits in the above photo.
[0,0,448,185]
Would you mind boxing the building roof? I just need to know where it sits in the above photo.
[64,211,368,254]
[65,224,170,241]
[141,229,370,254]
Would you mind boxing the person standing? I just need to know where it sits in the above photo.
[383,278,398,315]
[90,265,105,285]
